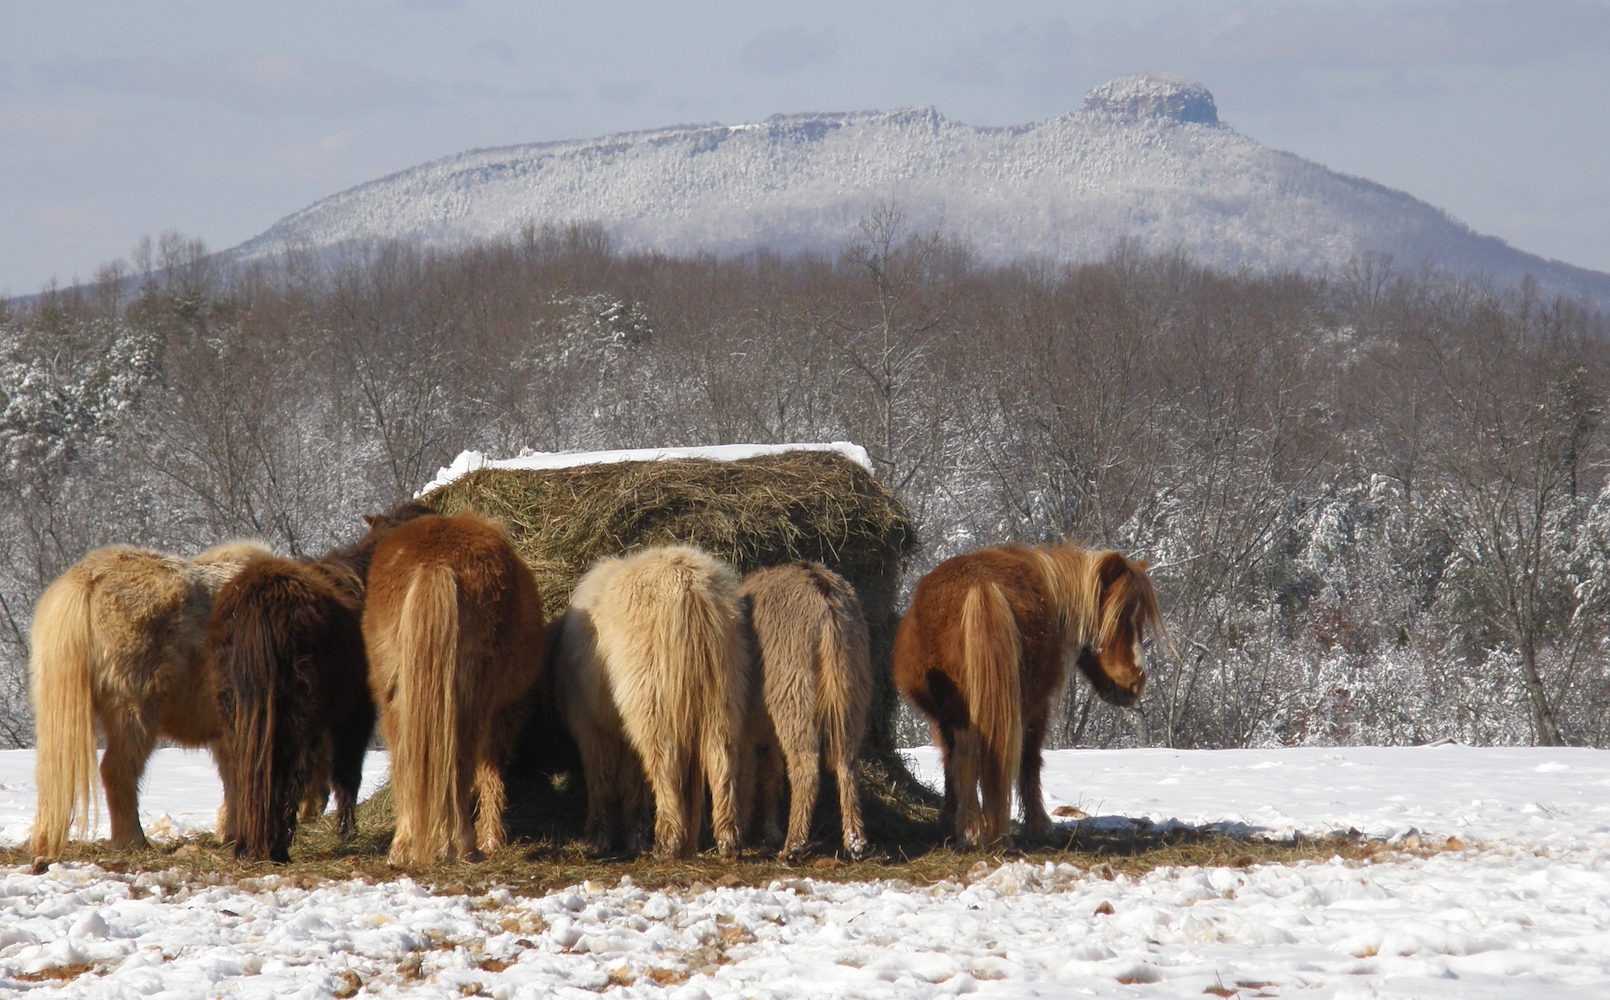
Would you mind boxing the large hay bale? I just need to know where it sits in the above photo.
[418,448,916,761]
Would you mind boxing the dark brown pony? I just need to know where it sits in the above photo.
[893,541,1161,847]
[209,503,435,862]
[362,511,546,866]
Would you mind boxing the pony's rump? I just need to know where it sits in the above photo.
[740,561,873,859]
[559,544,745,860]
[363,511,545,866]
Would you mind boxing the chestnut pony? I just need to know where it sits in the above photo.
[362,511,545,866]
[893,542,1160,846]
[209,503,434,862]
[29,538,273,858]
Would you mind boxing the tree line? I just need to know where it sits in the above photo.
[3,215,1608,751]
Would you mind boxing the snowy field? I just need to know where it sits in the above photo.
[3,745,1610,998]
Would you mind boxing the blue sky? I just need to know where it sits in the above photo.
[4,0,1609,296]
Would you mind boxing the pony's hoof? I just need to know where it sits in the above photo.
[845,837,871,861]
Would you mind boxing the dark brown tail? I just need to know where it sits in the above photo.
[214,581,316,862]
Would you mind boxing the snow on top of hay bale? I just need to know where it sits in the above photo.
[417,442,873,496]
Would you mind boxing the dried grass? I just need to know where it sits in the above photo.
[419,451,914,621]
[3,798,1396,898]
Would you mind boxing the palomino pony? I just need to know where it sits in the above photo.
[362,511,545,866]
[210,502,435,862]
[739,561,872,860]
[553,544,746,860]
[893,541,1160,847]
[29,538,274,858]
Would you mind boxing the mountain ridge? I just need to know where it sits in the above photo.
[227,74,1610,307]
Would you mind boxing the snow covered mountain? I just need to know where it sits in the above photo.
[229,75,1610,305]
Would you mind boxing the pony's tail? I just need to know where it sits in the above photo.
[960,582,1023,843]
[389,564,461,864]
[29,569,100,858]
[815,580,870,769]
[215,586,302,861]
[670,567,742,855]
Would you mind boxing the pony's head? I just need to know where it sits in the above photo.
[1073,551,1159,709]
[353,501,438,548]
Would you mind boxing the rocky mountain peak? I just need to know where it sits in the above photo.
[1083,74,1219,125]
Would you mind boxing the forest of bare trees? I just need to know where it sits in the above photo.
[3,218,1608,751]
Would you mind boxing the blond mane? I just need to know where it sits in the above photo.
[1031,542,1164,654]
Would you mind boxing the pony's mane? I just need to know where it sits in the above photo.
[1031,543,1162,653]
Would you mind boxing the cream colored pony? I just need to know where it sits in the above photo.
[553,544,747,860]
[740,562,873,860]
[29,539,273,858]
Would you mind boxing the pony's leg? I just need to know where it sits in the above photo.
[378,710,417,868]
[642,741,692,860]
[930,719,958,838]
[831,747,868,860]
[777,735,819,862]
[1018,709,1052,839]
[618,749,653,855]
[702,739,741,862]
[450,742,480,863]
[328,710,373,840]
[574,722,620,854]
[100,715,156,850]
[757,744,785,847]
[473,687,531,855]
[212,736,237,846]
[299,734,334,823]
[471,754,505,857]
[949,727,984,848]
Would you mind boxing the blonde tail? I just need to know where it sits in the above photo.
[961,583,1023,844]
[388,564,462,865]
[29,570,100,858]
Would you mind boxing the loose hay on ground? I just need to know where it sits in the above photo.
[1,821,1401,899]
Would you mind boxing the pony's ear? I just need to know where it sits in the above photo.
[362,514,379,528]
[1137,559,1151,571]
[1096,551,1131,587]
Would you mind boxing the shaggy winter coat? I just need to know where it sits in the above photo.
[29,540,273,858]
[739,561,872,859]
[553,545,746,860]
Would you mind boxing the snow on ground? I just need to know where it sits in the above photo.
[3,744,1610,997]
